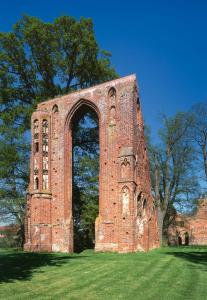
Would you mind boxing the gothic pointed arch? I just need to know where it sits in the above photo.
[65,99,101,131]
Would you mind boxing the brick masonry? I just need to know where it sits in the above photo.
[24,75,160,253]
[168,198,207,246]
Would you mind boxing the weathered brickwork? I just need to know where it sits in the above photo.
[24,75,160,253]
[168,198,207,246]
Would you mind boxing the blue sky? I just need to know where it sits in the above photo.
[0,0,207,139]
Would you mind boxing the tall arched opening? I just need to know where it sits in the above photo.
[185,232,189,246]
[70,104,99,252]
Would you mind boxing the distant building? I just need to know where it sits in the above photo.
[0,225,19,239]
[0,227,6,238]
[168,198,207,246]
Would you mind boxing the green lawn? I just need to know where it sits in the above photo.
[0,246,206,300]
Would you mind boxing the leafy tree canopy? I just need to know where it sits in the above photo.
[0,15,117,244]
[0,15,117,132]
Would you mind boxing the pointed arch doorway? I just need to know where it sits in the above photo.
[67,101,100,252]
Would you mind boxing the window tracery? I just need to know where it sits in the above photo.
[43,119,49,134]
[42,119,49,190]
[33,119,39,190]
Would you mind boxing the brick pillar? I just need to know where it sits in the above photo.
[24,111,52,252]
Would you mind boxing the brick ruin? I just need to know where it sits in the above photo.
[168,198,207,246]
[24,75,160,253]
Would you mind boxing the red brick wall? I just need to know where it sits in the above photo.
[168,199,207,246]
[24,75,160,253]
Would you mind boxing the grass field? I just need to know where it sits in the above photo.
[0,246,206,300]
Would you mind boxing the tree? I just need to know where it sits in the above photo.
[147,113,200,244]
[0,15,117,245]
[190,102,207,187]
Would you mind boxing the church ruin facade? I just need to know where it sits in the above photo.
[168,198,207,246]
[24,75,160,253]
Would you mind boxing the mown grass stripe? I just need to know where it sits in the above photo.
[0,246,207,300]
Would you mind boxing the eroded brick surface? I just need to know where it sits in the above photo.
[24,75,160,253]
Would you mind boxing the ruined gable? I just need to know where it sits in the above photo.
[24,75,160,253]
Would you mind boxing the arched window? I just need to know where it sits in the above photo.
[137,192,142,217]
[43,174,49,190]
[42,119,49,152]
[52,104,59,113]
[34,142,39,153]
[52,104,59,138]
[42,119,49,190]
[185,232,189,246]
[34,159,38,170]
[42,119,49,134]
[108,88,117,127]
[34,177,39,190]
[34,119,39,134]
[143,199,147,210]
[43,139,48,152]
[108,87,116,97]
[43,157,49,170]
[108,87,116,106]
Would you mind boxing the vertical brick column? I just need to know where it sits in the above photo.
[24,111,52,252]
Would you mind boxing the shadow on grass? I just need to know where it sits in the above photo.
[165,248,207,271]
[0,249,85,283]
